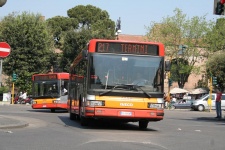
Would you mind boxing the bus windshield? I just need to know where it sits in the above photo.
[89,53,164,92]
[33,80,60,98]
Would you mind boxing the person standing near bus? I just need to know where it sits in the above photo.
[215,88,222,119]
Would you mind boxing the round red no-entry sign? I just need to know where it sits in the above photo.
[0,42,11,58]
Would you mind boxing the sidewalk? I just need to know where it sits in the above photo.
[0,101,11,105]
[0,115,29,129]
[0,102,29,129]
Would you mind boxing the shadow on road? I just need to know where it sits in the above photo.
[58,115,159,132]
[27,109,68,113]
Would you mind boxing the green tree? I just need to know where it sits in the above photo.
[0,12,55,93]
[205,18,225,52]
[46,16,78,49]
[60,5,115,72]
[61,29,91,72]
[204,18,225,91]
[146,8,212,88]
[206,52,225,91]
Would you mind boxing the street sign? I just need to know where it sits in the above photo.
[0,42,11,58]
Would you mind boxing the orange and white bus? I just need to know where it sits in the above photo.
[68,39,168,129]
[32,72,69,112]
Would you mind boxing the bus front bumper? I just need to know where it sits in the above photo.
[32,103,68,110]
[83,107,164,121]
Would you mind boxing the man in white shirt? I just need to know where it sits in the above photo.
[20,92,27,100]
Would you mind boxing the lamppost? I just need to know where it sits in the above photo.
[115,17,121,40]
[0,0,7,7]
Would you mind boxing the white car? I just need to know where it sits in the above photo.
[191,93,225,111]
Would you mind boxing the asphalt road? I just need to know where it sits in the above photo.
[0,105,225,150]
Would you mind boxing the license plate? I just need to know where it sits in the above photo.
[120,111,132,116]
[42,105,46,108]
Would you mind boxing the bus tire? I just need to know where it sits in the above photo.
[70,112,76,120]
[139,120,149,129]
[80,117,88,126]
[79,107,88,126]
[51,109,55,113]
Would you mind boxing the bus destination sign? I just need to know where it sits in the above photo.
[96,42,159,55]
[34,74,57,80]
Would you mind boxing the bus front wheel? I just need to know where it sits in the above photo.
[79,107,88,126]
[70,111,76,120]
[139,120,149,129]
[51,109,55,113]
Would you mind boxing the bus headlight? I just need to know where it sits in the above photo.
[53,98,60,103]
[53,100,60,103]
[148,103,163,109]
[86,100,105,107]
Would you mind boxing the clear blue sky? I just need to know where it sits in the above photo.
[0,0,221,35]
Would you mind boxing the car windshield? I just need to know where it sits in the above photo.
[199,94,208,99]
[88,53,164,92]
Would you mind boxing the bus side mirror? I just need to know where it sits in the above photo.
[165,60,171,71]
[82,50,88,60]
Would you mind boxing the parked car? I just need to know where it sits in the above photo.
[171,99,194,110]
[191,93,225,111]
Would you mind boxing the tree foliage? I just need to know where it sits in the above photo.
[206,52,225,91]
[204,18,225,91]
[205,18,225,52]
[146,8,212,88]
[46,16,78,49]
[60,5,115,72]
[0,12,55,93]
[61,29,91,72]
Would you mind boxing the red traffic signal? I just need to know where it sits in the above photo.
[221,0,225,4]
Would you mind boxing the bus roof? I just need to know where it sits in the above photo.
[32,72,69,81]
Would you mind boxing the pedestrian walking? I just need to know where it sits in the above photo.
[215,88,222,119]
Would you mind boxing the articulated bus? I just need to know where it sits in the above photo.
[68,39,169,129]
[32,72,69,112]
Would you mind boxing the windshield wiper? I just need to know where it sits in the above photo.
[99,84,134,96]
[99,84,151,98]
[133,85,152,98]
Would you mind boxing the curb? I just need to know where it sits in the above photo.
[0,122,29,129]
[0,115,29,129]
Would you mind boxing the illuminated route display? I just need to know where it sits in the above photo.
[96,42,159,55]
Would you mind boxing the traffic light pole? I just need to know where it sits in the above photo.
[208,77,212,112]
[11,82,14,104]
[168,72,171,97]
[0,58,2,87]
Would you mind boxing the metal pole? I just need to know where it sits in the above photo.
[0,58,2,87]
[11,82,14,104]
[209,77,213,112]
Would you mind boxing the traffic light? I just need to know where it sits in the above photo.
[12,72,17,82]
[168,78,173,87]
[215,0,225,15]
[212,76,217,85]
